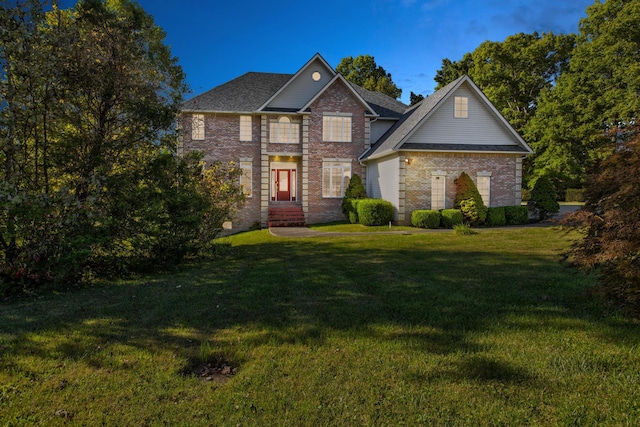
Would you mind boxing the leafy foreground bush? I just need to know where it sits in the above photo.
[565,126,640,317]
[486,206,507,227]
[440,209,464,229]
[454,172,487,225]
[357,199,394,226]
[411,210,441,229]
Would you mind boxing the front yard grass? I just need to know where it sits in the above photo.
[1,228,639,425]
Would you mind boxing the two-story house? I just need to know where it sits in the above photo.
[180,53,532,232]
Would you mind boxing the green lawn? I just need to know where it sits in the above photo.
[1,228,639,425]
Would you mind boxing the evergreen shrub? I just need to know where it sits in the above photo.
[357,199,394,226]
[531,175,560,220]
[454,172,487,225]
[411,210,441,229]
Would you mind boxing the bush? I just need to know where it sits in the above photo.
[357,199,394,226]
[453,223,478,235]
[411,210,441,229]
[454,172,487,225]
[341,173,367,219]
[347,199,361,224]
[531,175,559,220]
[486,207,507,227]
[504,205,529,225]
[521,188,531,201]
[440,209,463,228]
[565,188,586,202]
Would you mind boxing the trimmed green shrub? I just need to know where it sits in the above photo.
[411,210,441,229]
[565,188,586,203]
[454,172,488,225]
[531,175,560,220]
[486,206,507,227]
[347,199,361,224]
[341,173,367,219]
[440,209,463,228]
[504,205,529,225]
[357,199,394,226]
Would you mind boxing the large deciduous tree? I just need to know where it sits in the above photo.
[524,0,640,190]
[337,55,402,100]
[0,0,243,292]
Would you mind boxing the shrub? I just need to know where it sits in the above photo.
[411,210,441,229]
[565,188,586,203]
[531,175,559,220]
[357,199,394,226]
[453,223,478,235]
[440,209,463,228]
[504,205,529,225]
[486,207,507,227]
[347,199,361,224]
[454,172,487,225]
[341,173,367,219]
[521,188,531,201]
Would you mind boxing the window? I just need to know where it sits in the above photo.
[454,96,468,118]
[270,116,300,143]
[192,114,205,139]
[431,175,446,210]
[323,115,352,142]
[322,161,351,198]
[240,115,252,141]
[240,161,252,197]
[477,175,491,207]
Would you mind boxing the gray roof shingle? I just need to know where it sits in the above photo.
[182,72,293,112]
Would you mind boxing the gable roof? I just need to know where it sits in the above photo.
[181,53,407,118]
[299,74,379,116]
[360,75,533,161]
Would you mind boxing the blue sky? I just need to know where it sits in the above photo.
[59,0,594,104]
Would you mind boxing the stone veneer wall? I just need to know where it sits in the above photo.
[400,151,523,225]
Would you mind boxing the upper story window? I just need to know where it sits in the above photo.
[323,114,352,142]
[240,115,252,141]
[269,116,300,143]
[192,114,205,140]
[454,96,468,118]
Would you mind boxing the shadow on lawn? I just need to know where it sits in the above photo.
[1,232,638,385]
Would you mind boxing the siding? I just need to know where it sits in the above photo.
[368,155,399,212]
[370,119,396,145]
[268,60,334,110]
[406,84,516,146]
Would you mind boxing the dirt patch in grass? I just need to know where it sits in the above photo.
[180,355,239,383]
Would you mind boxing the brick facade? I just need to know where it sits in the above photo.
[401,151,521,225]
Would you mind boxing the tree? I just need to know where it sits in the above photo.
[1,0,242,292]
[524,0,640,190]
[409,91,425,106]
[341,173,367,224]
[337,55,402,99]
[565,126,640,317]
[453,172,487,225]
[530,175,559,220]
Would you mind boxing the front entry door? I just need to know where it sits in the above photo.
[276,169,290,201]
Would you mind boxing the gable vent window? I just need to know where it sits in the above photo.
[192,114,205,140]
[270,116,300,143]
[454,96,468,118]
[323,114,352,142]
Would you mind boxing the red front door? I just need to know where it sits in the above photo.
[276,169,290,201]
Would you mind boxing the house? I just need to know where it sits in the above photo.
[180,53,532,231]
